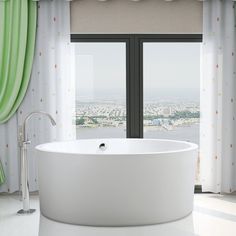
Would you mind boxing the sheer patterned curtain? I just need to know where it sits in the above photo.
[0,0,75,193]
[200,0,236,193]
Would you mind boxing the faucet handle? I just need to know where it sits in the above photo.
[18,126,24,146]
[23,140,31,145]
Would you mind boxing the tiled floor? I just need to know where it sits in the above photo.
[1,193,236,236]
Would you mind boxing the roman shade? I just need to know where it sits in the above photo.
[71,0,203,34]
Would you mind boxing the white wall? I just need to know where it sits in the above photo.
[71,0,203,34]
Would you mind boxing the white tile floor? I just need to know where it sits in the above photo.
[1,193,236,236]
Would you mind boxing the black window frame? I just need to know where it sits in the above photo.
[71,34,202,139]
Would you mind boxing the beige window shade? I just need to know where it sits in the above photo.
[71,0,203,34]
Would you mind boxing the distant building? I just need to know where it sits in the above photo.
[162,107,172,117]
[152,118,170,126]
[152,119,161,126]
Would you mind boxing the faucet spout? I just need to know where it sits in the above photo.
[22,111,56,142]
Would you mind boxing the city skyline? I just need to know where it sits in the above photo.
[75,87,200,103]
[74,42,200,145]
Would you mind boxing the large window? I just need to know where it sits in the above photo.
[74,42,126,139]
[72,34,202,184]
[72,34,201,138]
[143,42,200,144]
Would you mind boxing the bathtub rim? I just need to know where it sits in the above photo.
[35,138,198,156]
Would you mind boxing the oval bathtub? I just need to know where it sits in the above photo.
[36,139,198,226]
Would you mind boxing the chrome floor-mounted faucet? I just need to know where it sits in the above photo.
[17,111,56,215]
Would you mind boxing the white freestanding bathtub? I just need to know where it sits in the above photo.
[36,139,198,226]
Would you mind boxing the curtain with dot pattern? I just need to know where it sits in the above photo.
[0,0,75,193]
[200,0,236,193]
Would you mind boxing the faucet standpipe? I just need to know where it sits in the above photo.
[17,111,56,215]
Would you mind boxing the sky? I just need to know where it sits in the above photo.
[75,42,201,102]
[75,42,126,101]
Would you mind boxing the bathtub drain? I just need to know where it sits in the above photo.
[99,143,106,151]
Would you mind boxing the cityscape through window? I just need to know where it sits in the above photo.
[74,40,201,184]
[75,43,126,139]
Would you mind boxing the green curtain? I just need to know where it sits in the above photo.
[0,0,37,124]
[0,0,37,185]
